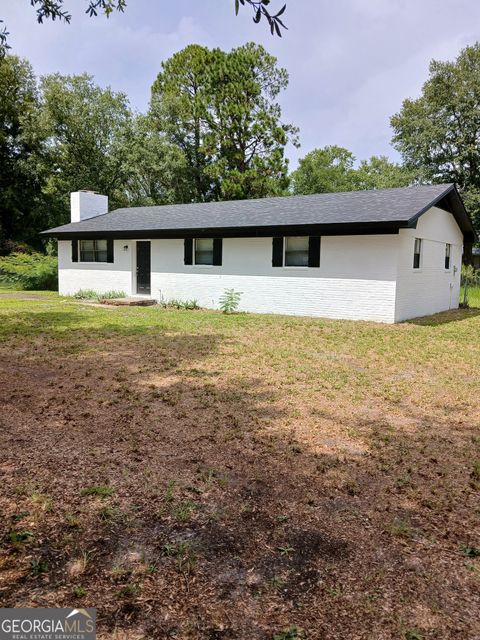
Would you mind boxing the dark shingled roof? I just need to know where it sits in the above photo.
[41,183,476,241]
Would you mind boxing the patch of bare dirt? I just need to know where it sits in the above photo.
[0,322,479,640]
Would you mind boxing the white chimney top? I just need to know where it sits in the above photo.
[71,191,108,223]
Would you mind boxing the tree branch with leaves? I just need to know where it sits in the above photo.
[1,0,287,58]
[235,0,287,36]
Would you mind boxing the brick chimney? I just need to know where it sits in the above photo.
[71,190,108,223]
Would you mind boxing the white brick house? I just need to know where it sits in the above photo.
[42,184,476,323]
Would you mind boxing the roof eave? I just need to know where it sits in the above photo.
[407,184,477,242]
[41,220,408,240]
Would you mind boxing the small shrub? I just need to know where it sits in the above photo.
[183,299,200,310]
[7,530,33,545]
[100,290,126,300]
[30,558,48,575]
[0,252,58,290]
[73,290,125,301]
[161,298,200,310]
[72,585,86,598]
[219,288,242,314]
[73,289,98,300]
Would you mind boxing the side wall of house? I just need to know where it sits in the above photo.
[394,206,464,322]
[149,235,398,323]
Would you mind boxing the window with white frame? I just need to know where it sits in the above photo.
[445,243,451,270]
[284,236,309,267]
[413,238,422,269]
[195,238,214,265]
[79,239,108,262]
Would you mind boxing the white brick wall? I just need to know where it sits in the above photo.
[394,207,463,322]
[149,236,397,322]
[58,240,133,296]
[59,235,398,323]
[57,207,464,323]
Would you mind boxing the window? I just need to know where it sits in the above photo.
[284,236,309,267]
[184,239,222,266]
[445,243,451,270]
[272,237,320,268]
[413,238,422,269]
[79,239,108,262]
[195,238,214,265]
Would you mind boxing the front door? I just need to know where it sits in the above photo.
[136,241,151,295]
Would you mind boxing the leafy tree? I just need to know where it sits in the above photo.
[0,55,45,252]
[150,45,216,203]
[1,1,287,57]
[391,43,480,233]
[120,115,191,206]
[291,146,356,195]
[354,156,413,190]
[205,42,297,200]
[292,147,412,195]
[39,73,133,227]
[150,42,298,202]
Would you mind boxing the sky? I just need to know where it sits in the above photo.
[3,0,480,169]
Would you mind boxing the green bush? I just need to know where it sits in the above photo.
[0,252,58,290]
[219,288,242,314]
[73,290,126,301]
[161,298,200,310]
[460,264,480,308]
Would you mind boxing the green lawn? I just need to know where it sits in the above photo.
[0,291,479,639]
[461,284,480,308]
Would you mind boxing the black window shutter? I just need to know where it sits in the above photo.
[308,236,321,268]
[72,240,78,263]
[107,238,114,263]
[213,238,223,266]
[184,238,193,265]
[272,237,284,267]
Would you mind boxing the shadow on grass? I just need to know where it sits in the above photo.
[406,307,480,326]
[0,304,479,638]
[0,307,200,341]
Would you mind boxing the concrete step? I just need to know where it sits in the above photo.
[101,297,157,307]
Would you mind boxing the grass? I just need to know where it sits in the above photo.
[273,627,303,640]
[80,485,114,498]
[0,290,479,639]
[460,284,480,308]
